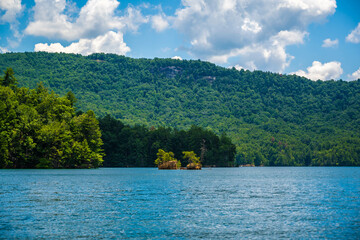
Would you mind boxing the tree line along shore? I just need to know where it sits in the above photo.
[0,68,235,168]
[1,52,360,167]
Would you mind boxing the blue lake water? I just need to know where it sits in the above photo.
[0,167,359,239]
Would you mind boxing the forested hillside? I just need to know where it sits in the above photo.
[1,52,359,166]
[0,68,103,168]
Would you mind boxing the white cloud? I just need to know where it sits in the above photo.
[0,0,23,41]
[291,61,343,80]
[25,0,73,40]
[151,14,169,32]
[171,56,182,60]
[120,6,149,33]
[207,30,307,71]
[241,18,262,34]
[221,0,237,12]
[278,0,336,18]
[346,23,360,43]
[230,64,245,71]
[170,0,336,72]
[322,38,338,48]
[0,0,22,23]
[26,0,149,56]
[0,46,9,53]
[348,67,360,81]
[272,30,307,46]
[34,31,130,56]
[25,0,147,41]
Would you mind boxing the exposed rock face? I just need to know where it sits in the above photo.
[186,163,202,170]
[158,161,179,170]
[240,164,255,167]
[159,66,183,78]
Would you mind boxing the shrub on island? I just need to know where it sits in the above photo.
[183,151,202,170]
[155,149,181,170]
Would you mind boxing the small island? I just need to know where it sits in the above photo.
[183,151,202,170]
[155,149,202,170]
[155,149,181,169]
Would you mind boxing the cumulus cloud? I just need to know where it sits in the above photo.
[34,31,130,56]
[170,0,336,72]
[348,67,360,81]
[207,30,307,71]
[25,0,147,41]
[0,46,9,53]
[346,23,360,43]
[230,64,245,71]
[322,38,338,48]
[291,61,343,81]
[171,56,182,60]
[120,6,149,33]
[26,0,149,56]
[151,14,169,32]
[25,0,74,40]
[0,0,22,23]
[0,0,23,41]
[241,18,262,34]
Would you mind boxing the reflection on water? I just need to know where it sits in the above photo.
[0,167,359,239]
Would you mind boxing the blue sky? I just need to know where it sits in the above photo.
[0,0,359,80]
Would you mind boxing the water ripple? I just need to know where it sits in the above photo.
[0,167,359,239]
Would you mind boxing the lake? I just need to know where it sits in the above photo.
[0,167,359,239]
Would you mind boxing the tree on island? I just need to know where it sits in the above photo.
[182,151,202,170]
[155,149,181,169]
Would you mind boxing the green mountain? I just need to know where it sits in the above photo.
[1,52,360,166]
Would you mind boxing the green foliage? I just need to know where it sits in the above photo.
[155,149,177,166]
[1,52,360,166]
[0,68,18,89]
[0,69,103,168]
[98,115,236,167]
[182,151,200,164]
[66,91,77,107]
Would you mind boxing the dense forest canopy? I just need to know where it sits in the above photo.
[0,52,359,166]
[0,68,104,168]
[99,114,236,167]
